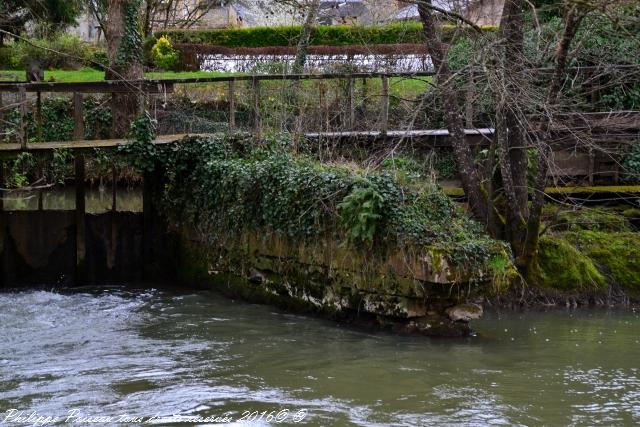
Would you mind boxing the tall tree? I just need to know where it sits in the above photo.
[104,0,144,137]
[414,0,611,278]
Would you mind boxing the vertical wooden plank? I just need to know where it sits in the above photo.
[361,77,367,126]
[588,149,595,186]
[252,77,261,139]
[0,91,4,142]
[73,93,84,140]
[36,92,43,142]
[0,162,4,212]
[380,75,389,136]
[75,154,86,283]
[346,75,355,131]
[319,82,325,132]
[228,80,236,132]
[18,86,27,149]
[112,162,117,212]
[142,167,162,279]
[0,161,4,288]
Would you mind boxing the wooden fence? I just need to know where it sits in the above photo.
[0,69,639,184]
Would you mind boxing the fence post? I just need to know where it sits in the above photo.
[380,75,389,136]
[73,93,84,140]
[361,77,368,126]
[319,82,326,132]
[18,86,27,149]
[112,162,117,212]
[36,91,43,142]
[0,162,4,212]
[228,80,236,132]
[75,154,86,284]
[0,91,4,141]
[588,149,595,186]
[346,75,355,131]
[252,76,261,139]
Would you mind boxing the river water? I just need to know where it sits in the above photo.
[1,289,639,426]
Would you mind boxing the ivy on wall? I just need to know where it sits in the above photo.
[122,132,510,274]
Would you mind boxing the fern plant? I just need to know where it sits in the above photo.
[338,185,384,244]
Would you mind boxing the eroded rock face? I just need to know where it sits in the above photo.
[445,303,484,322]
[176,231,497,337]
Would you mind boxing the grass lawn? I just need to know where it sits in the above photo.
[0,68,430,96]
[0,68,232,83]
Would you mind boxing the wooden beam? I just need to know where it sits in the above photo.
[0,72,438,93]
[18,86,27,149]
[0,64,634,93]
[346,76,355,131]
[252,77,261,139]
[36,92,43,142]
[73,93,84,140]
[228,80,236,132]
[0,92,4,141]
[112,162,117,212]
[75,154,86,283]
[0,162,4,212]
[380,75,389,136]
[0,81,176,94]
[588,150,595,186]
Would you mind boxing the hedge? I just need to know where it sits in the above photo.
[153,22,498,48]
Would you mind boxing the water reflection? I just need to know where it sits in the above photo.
[0,290,638,426]
[1,187,142,213]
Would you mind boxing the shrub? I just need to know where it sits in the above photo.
[3,34,98,70]
[88,49,109,69]
[151,35,179,70]
[153,23,497,49]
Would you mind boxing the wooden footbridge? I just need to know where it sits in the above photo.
[1,71,639,186]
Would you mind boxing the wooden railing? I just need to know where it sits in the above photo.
[0,71,439,148]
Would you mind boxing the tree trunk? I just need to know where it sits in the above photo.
[293,0,321,73]
[521,6,586,275]
[496,0,530,262]
[417,3,488,222]
[105,0,144,138]
[142,0,154,37]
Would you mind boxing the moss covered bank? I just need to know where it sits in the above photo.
[144,136,514,336]
[133,135,640,335]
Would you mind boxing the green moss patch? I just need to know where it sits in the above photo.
[565,230,640,290]
[551,207,632,232]
[532,235,605,290]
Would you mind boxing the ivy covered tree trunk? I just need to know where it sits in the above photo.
[105,0,144,138]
